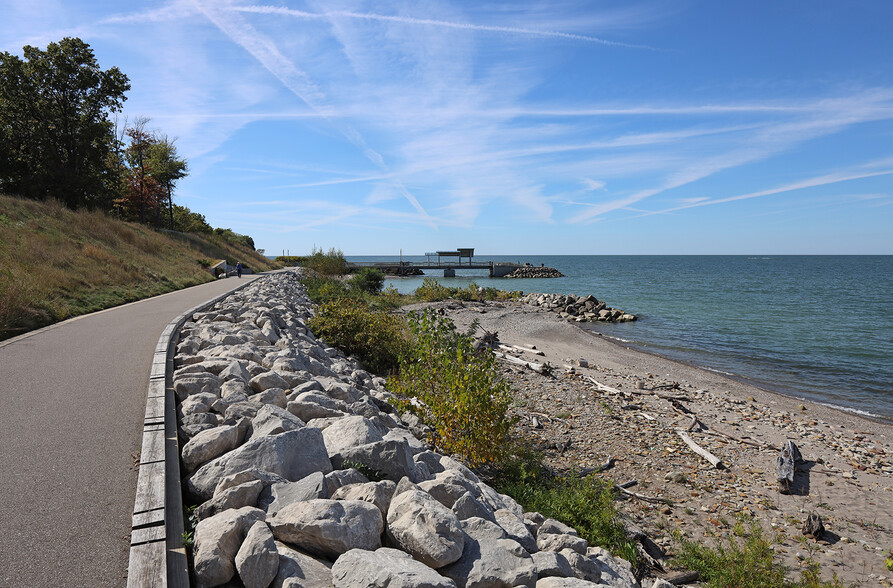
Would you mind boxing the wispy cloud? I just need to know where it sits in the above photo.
[234,4,657,49]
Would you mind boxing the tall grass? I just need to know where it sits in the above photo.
[0,194,278,339]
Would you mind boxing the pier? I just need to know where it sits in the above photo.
[348,248,523,277]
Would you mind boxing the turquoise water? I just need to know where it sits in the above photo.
[349,255,893,421]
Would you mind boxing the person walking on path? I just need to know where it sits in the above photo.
[236,262,242,278]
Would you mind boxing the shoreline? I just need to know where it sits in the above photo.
[588,328,893,428]
[405,298,893,586]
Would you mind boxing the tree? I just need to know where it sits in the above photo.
[117,117,163,223]
[147,135,188,229]
[0,37,130,209]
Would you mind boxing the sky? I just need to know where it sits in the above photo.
[2,1,892,255]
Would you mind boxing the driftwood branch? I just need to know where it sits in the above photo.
[614,483,671,504]
[493,351,547,373]
[676,429,725,469]
[576,456,615,477]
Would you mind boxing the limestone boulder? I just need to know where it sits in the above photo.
[386,488,465,568]
[193,506,265,587]
[535,578,602,588]
[559,550,601,584]
[249,388,288,409]
[197,480,264,520]
[586,547,639,588]
[322,415,384,456]
[188,428,332,500]
[235,521,279,588]
[250,371,290,393]
[251,404,304,440]
[324,468,370,495]
[331,439,416,483]
[494,509,538,553]
[332,548,457,588]
[268,499,383,559]
[538,533,588,555]
[331,480,396,517]
[440,535,537,588]
[452,492,495,522]
[259,471,330,515]
[532,551,574,579]
[274,541,333,588]
[182,422,246,472]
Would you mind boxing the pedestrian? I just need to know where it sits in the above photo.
[236,262,242,278]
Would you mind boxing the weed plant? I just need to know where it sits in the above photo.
[308,298,407,375]
[302,246,349,276]
[490,449,639,564]
[413,277,521,303]
[389,310,514,466]
[673,518,850,588]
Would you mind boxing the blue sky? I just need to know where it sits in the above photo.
[3,1,892,255]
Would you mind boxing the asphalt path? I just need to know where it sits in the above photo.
[0,275,259,587]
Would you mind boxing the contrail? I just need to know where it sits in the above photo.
[235,5,656,50]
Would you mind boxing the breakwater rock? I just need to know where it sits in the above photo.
[172,270,642,587]
[522,292,636,323]
[504,264,565,278]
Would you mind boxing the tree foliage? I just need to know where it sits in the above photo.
[0,37,130,209]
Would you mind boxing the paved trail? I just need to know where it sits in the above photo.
[0,276,258,587]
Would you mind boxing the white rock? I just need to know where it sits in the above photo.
[322,415,384,456]
[268,499,383,559]
[332,547,457,588]
[188,428,332,500]
[386,488,466,568]
[251,404,305,440]
[274,541,333,588]
[235,521,279,588]
[193,506,265,587]
[331,480,396,517]
[182,422,246,472]
[250,371,290,393]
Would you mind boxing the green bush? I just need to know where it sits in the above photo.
[413,277,454,301]
[388,310,514,466]
[304,246,348,276]
[673,519,849,588]
[304,274,351,305]
[492,452,638,564]
[349,267,385,294]
[308,299,406,375]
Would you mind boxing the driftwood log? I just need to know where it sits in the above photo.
[676,429,725,469]
[803,513,826,540]
[777,439,803,494]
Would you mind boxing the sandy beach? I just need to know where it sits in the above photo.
[404,298,893,587]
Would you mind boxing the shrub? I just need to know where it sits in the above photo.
[349,267,385,294]
[388,310,514,466]
[413,277,453,302]
[304,274,351,305]
[304,246,348,276]
[673,519,849,588]
[491,451,638,564]
[308,299,406,375]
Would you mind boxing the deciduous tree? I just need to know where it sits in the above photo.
[0,37,129,209]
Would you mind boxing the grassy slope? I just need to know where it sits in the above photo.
[0,194,279,340]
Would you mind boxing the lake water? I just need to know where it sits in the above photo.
[348,255,893,422]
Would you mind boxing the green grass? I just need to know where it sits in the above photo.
[673,519,851,588]
[486,448,638,564]
[0,193,279,339]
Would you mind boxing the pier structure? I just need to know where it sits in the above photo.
[349,248,522,277]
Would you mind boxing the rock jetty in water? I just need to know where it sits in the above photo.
[522,292,636,323]
[504,264,564,278]
[172,270,644,587]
